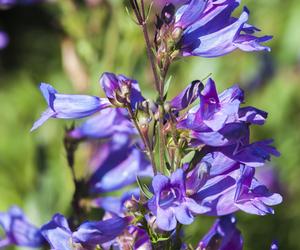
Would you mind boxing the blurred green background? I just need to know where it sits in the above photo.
[0,0,299,249]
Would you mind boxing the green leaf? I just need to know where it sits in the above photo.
[181,151,195,164]
[164,75,173,97]
[136,176,153,199]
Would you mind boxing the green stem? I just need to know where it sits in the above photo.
[127,105,157,175]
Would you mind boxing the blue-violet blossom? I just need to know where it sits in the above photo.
[148,169,209,231]
[175,0,272,57]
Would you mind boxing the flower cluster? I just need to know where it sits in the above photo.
[1,0,282,249]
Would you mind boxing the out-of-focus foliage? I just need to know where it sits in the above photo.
[0,0,299,249]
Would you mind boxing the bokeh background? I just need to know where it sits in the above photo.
[0,0,299,249]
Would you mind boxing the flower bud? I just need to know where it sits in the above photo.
[124,199,139,212]
[100,72,144,109]
[161,3,175,24]
[172,27,183,42]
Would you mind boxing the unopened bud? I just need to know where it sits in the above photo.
[170,49,180,60]
[164,102,171,113]
[124,199,139,212]
[172,27,183,42]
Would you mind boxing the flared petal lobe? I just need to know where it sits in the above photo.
[40,214,73,250]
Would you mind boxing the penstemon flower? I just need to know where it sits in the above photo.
[41,213,131,250]
[148,169,210,231]
[2,0,282,249]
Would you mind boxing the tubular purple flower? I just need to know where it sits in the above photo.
[0,206,45,248]
[197,214,243,250]
[148,169,210,231]
[41,213,131,250]
[73,216,131,247]
[192,166,282,216]
[234,166,282,215]
[175,0,272,57]
[178,78,271,149]
[88,135,153,193]
[31,83,110,131]
[99,72,144,109]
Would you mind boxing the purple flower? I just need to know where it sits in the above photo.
[88,134,153,193]
[148,169,209,231]
[73,217,131,248]
[100,72,144,109]
[176,0,272,57]
[178,78,272,148]
[41,213,131,250]
[0,206,45,248]
[68,108,136,140]
[0,0,43,8]
[197,215,243,250]
[190,139,280,180]
[0,31,9,49]
[31,83,110,131]
[192,166,282,216]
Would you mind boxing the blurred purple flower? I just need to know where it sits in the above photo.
[92,188,140,215]
[192,166,282,216]
[0,31,9,49]
[270,240,279,250]
[31,83,110,131]
[148,169,209,231]
[176,0,272,57]
[0,206,45,248]
[88,134,153,193]
[41,213,130,250]
[68,108,136,140]
[0,0,43,8]
[197,215,243,250]
[100,72,144,109]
